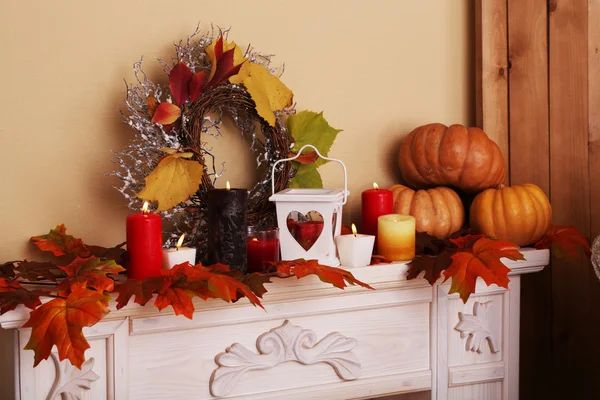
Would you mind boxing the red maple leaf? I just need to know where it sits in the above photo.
[169,62,193,106]
[14,261,60,282]
[113,277,169,310]
[58,256,125,295]
[0,278,46,315]
[407,252,453,285]
[535,225,591,261]
[273,259,373,290]
[115,263,264,319]
[23,286,110,368]
[370,255,393,265]
[31,224,90,258]
[1,261,18,279]
[443,237,524,303]
[242,273,272,298]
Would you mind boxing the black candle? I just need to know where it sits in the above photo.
[207,184,248,274]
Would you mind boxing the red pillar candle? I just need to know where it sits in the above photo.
[126,202,163,280]
[361,182,394,238]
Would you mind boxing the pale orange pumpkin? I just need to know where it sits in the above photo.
[389,184,464,239]
[399,123,506,192]
[470,183,552,246]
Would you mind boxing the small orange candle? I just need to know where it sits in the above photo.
[377,214,416,261]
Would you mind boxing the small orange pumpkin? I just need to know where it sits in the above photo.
[470,183,552,246]
[389,184,464,239]
[399,123,506,192]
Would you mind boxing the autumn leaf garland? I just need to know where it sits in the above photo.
[0,225,372,369]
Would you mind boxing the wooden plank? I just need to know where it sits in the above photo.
[505,1,552,399]
[587,1,600,399]
[590,0,600,241]
[475,0,509,182]
[549,0,594,397]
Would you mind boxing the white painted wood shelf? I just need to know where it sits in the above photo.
[0,248,549,400]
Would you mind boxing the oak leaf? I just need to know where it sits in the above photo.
[535,225,591,261]
[443,237,523,303]
[23,286,110,368]
[31,224,90,258]
[0,278,45,315]
[169,62,193,106]
[273,259,373,290]
[58,256,125,294]
[138,150,205,211]
[151,102,181,125]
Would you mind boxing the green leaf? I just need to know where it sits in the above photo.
[288,111,342,167]
[289,163,323,188]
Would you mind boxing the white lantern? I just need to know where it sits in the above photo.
[269,144,349,266]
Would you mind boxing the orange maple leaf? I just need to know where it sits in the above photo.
[57,256,125,295]
[273,259,373,290]
[23,286,110,368]
[535,225,591,261]
[113,277,169,310]
[31,224,90,258]
[443,237,524,303]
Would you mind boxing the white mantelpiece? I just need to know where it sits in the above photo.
[0,248,549,400]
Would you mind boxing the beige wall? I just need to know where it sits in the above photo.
[0,0,472,259]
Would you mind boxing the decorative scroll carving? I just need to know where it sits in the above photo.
[47,353,100,400]
[210,319,360,397]
[455,301,499,354]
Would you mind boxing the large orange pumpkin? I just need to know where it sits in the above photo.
[399,123,506,192]
[389,184,464,239]
[470,183,552,246]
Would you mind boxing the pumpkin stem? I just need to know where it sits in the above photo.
[497,184,505,189]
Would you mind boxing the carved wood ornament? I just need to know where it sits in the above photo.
[210,319,361,397]
[455,301,500,354]
[47,353,99,400]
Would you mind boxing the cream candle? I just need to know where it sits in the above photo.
[162,234,197,270]
[377,214,416,261]
[335,224,375,268]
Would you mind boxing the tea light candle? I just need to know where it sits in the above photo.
[335,224,375,268]
[377,214,416,261]
[162,234,197,270]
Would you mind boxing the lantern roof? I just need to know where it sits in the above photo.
[269,188,349,203]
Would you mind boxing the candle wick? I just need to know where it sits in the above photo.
[176,247,179,252]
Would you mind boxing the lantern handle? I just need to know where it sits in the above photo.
[271,144,348,205]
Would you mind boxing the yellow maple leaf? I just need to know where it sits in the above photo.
[138,150,204,211]
[231,63,293,126]
[206,38,246,82]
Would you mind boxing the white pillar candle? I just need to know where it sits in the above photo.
[162,234,197,270]
[334,224,375,268]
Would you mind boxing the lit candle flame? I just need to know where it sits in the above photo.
[226,181,231,190]
[142,201,149,215]
[373,182,379,190]
[252,237,259,242]
[351,223,357,237]
[176,234,185,250]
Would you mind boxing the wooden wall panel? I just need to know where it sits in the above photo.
[590,0,600,241]
[549,0,596,398]
[475,0,509,180]
[506,1,552,398]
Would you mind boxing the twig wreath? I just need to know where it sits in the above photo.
[113,26,342,250]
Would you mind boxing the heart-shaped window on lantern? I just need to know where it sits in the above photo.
[286,211,324,251]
